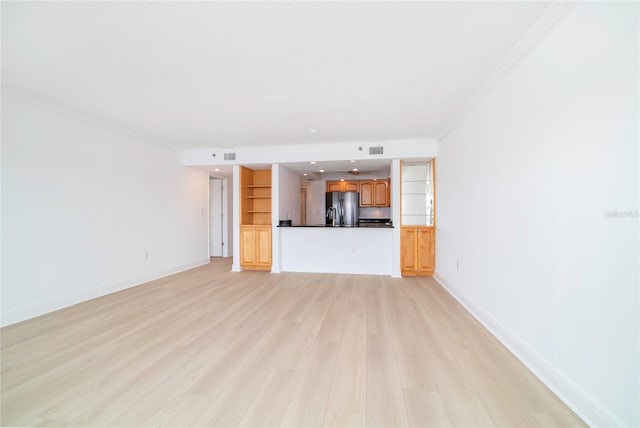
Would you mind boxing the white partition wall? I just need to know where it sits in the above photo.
[435,2,639,426]
[2,89,210,326]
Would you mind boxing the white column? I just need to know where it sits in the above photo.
[231,165,241,272]
[271,164,281,273]
[222,178,230,258]
[391,159,402,278]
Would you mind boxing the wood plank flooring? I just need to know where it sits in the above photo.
[0,258,585,427]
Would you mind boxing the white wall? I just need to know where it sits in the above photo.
[1,88,210,326]
[306,180,326,225]
[278,165,301,225]
[436,3,638,427]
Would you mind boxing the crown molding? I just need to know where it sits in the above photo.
[437,1,575,141]
[1,85,178,151]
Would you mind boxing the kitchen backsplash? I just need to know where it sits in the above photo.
[360,207,391,219]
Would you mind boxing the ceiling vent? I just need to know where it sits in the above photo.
[223,153,236,161]
[369,146,384,155]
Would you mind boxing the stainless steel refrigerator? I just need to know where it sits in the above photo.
[326,191,360,226]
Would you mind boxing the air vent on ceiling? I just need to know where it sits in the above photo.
[369,146,384,155]
[223,153,236,161]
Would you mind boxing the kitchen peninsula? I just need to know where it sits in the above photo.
[278,223,394,275]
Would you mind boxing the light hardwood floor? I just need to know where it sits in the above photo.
[1,258,585,427]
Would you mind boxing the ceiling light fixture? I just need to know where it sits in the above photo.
[214,168,220,172]
[340,179,345,182]
[350,160,356,163]
[353,168,359,172]
[303,173,308,176]
[319,169,325,173]
[310,161,316,165]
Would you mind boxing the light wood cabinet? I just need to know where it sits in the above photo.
[373,180,389,207]
[400,227,418,272]
[326,179,390,207]
[401,226,434,276]
[359,181,373,206]
[241,167,272,226]
[326,181,342,192]
[359,179,390,207]
[326,180,359,192]
[240,225,272,270]
[400,159,435,276]
[240,166,272,270]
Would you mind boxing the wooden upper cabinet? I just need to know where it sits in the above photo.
[344,181,359,192]
[359,179,389,207]
[360,181,374,206]
[326,181,343,192]
[373,180,389,207]
[326,180,359,192]
[327,179,390,207]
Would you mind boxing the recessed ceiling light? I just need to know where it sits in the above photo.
[303,173,308,176]
[373,178,377,181]
[340,179,345,182]
[309,129,319,134]
[214,168,220,172]
[350,160,356,163]
[310,161,316,165]
[319,169,325,173]
[353,168,359,172]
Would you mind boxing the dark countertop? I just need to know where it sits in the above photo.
[279,224,394,228]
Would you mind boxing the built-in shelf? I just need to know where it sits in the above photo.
[241,166,272,226]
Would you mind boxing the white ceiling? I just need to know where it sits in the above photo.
[2,1,551,150]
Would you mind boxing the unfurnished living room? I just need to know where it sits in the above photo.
[1,1,638,427]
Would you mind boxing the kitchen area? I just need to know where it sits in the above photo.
[234,155,435,277]
[191,140,439,278]
[279,163,396,275]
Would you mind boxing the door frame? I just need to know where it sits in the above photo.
[209,177,231,258]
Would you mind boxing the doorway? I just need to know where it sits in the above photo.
[209,178,223,257]
[299,187,307,225]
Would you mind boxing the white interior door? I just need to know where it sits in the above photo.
[210,179,223,257]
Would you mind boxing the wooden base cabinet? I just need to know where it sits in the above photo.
[240,225,272,271]
[401,226,434,276]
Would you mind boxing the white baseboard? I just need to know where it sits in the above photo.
[433,272,624,428]
[1,258,210,327]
